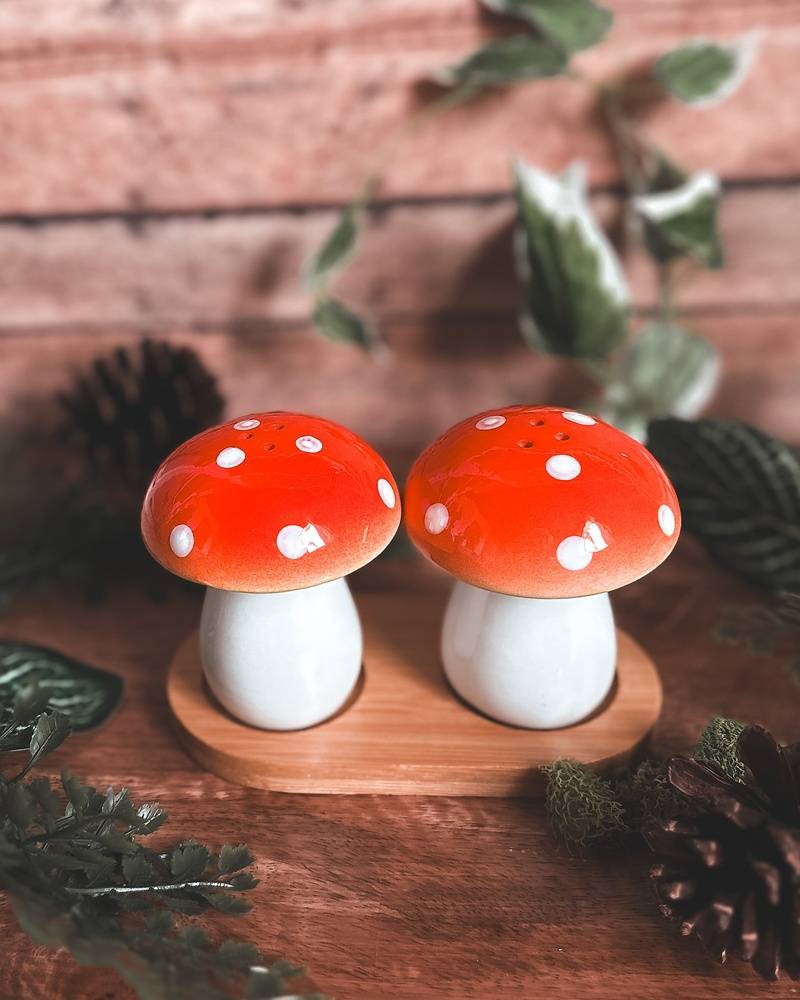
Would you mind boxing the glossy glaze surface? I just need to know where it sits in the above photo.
[200,578,362,730]
[441,582,616,728]
[142,412,400,592]
[405,405,680,598]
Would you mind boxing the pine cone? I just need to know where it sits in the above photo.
[59,339,224,489]
[644,725,800,980]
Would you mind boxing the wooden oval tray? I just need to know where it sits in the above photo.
[167,592,662,797]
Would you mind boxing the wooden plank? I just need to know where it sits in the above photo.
[0,542,798,999]
[0,1,795,213]
[167,599,662,795]
[0,186,795,329]
[3,310,799,453]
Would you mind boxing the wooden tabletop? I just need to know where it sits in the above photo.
[0,537,797,999]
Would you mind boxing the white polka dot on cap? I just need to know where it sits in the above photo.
[216,447,246,468]
[295,435,323,453]
[658,504,676,537]
[233,418,260,430]
[546,454,581,481]
[475,415,506,430]
[377,479,396,509]
[169,524,194,558]
[562,411,596,426]
[556,535,592,571]
[425,503,449,535]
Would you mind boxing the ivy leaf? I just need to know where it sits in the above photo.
[647,418,800,591]
[29,711,70,764]
[655,31,763,107]
[482,0,612,53]
[305,205,359,293]
[643,148,688,195]
[218,842,253,874]
[513,158,630,358]
[436,35,567,89]
[634,171,723,268]
[0,641,123,731]
[593,324,719,441]
[312,298,376,351]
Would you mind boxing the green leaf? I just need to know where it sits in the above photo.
[177,924,210,949]
[29,711,70,763]
[228,872,259,891]
[647,418,800,591]
[305,205,360,292]
[642,147,688,195]
[218,842,253,874]
[121,852,156,887]
[634,171,723,268]
[27,777,61,821]
[593,324,719,441]
[436,35,567,89]
[12,683,51,726]
[4,782,37,828]
[513,158,630,358]
[246,966,290,1000]
[312,298,376,351]
[0,641,123,731]
[133,800,168,835]
[61,770,91,814]
[144,911,174,935]
[204,892,251,915]
[217,939,261,969]
[482,0,612,53]
[655,31,762,107]
[170,840,211,880]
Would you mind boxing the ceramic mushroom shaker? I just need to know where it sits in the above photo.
[404,405,680,729]
[141,412,400,730]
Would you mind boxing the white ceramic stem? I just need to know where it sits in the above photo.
[199,577,362,731]
[441,581,616,729]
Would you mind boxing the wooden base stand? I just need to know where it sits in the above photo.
[167,592,662,797]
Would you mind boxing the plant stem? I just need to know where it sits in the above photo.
[64,880,233,897]
[657,261,677,325]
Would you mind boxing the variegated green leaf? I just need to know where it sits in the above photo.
[655,31,762,107]
[648,418,800,591]
[436,35,567,89]
[305,205,359,292]
[0,642,123,731]
[482,0,613,53]
[312,298,376,351]
[514,158,630,358]
[593,324,718,441]
[634,171,723,267]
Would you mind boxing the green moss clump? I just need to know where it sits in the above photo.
[542,759,628,853]
[542,717,748,855]
[616,759,686,827]
[693,716,746,782]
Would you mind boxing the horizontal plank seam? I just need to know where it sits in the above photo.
[0,302,797,340]
[1,175,799,228]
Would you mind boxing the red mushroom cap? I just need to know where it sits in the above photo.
[141,412,400,593]
[404,405,680,598]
